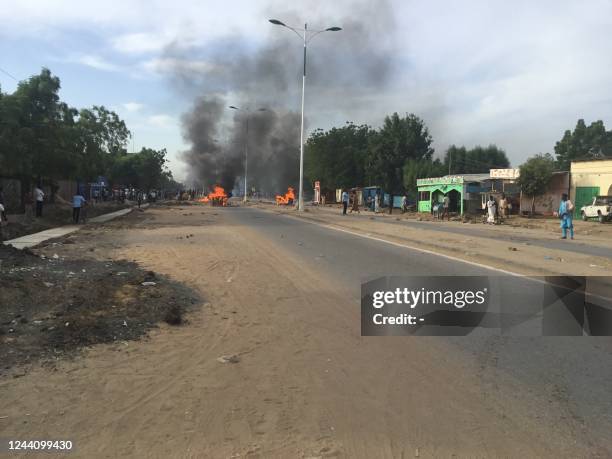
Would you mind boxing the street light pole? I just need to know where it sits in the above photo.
[298,23,307,212]
[269,19,342,212]
[228,106,266,203]
[244,116,249,203]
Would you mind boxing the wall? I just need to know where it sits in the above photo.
[55,180,78,204]
[0,178,22,212]
[570,160,612,215]
[519,172,570,215]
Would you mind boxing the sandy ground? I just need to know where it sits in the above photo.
[254,202,612,277]
[0,204,608,458]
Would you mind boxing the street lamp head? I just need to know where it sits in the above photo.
[326,27,342,32]
[269,19,286,26]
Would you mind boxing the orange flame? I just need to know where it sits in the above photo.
[275,187,295,205]
[198,186,228,205]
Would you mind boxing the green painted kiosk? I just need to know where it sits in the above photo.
[416,174,492,215]
[417,176,464,215]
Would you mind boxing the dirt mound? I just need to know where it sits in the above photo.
[0,243,199,376]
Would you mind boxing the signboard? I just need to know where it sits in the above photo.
[416,176,464,186]
[490,168,520,179]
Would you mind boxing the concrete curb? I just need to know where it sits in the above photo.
[3,204,148,250]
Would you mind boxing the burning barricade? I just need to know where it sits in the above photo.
[275,187,295,205]
[198,186,228,206]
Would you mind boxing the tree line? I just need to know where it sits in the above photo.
[0,68,177,195]
[305,112,612,197]
[304,112,509,194]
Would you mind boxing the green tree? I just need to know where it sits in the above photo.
[403,158,445,193]
[0,68,65,181]
[554,119,612,170]
[366,113,434,192]
[305,122,373,190]
[0,68,177,200]
[444,144,509,174]
[110,147,171,190]
[517,153,555,216]
[74,105,131,181]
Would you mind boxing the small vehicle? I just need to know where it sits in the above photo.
[581,196,612,223]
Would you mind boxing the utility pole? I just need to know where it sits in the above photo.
[269,19,342,211]
[228,106,266,203]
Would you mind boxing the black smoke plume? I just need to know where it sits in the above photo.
[175,1,398,194]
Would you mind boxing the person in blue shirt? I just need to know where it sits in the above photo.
[72,193,86,224]
[558,193,574,240]
[341,190,349,215]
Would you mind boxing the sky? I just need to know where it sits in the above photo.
[1,0,612,181]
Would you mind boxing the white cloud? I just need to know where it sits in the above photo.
[147,114,176,128]
[112,33,169,54]
[122,102,144,112]
[74,54,120,72]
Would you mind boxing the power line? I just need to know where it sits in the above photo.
[0,66,18,81]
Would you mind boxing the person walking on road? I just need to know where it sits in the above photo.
[341,190,349,215]
[442,194,450,220]
[558,193,574,240]
[34,185,45,218]
[72,192,86,224]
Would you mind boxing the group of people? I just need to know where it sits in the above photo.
[0,184,48,224]
[340,190,412,215]
[341,190,361,215]
[484,194,511,224]
[433,195,451,220]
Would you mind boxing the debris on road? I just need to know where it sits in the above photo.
[217,354,240,364]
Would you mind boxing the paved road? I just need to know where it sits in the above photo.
[227,206,612,450]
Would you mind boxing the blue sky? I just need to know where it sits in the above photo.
[1,0,612,181]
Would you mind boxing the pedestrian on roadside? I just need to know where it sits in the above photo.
[349,191,360,214]
[374,192,381,213]
[558,193,574,240]
[0,186,7,222]
[486,195,497,224]
[401,194,408,214]
[34,184,45,217]
[72,192,86,224]
[442,194,450,220]
[499,194,508,221]
[341,189,349,215]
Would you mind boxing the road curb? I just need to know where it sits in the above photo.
[3,204,148,250]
